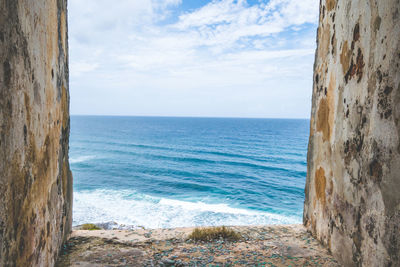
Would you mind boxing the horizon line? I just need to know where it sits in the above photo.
[70,114,310,120]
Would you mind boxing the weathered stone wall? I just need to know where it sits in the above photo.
[0,0,72,266]
[304,0,400,266]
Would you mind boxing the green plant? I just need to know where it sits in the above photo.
[188,226,241,242]
[80,223,102,230]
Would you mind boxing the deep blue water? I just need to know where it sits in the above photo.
[70,116,309,228]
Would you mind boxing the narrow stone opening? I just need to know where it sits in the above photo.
[67,1,319,230]
[2,1,398,266]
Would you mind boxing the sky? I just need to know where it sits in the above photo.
[68,0,319,118]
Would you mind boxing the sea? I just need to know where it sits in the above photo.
[70,116,310,229]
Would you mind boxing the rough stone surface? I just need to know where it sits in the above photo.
[304,0,400,266]
[0,0,72,266]
[56,225,339,267]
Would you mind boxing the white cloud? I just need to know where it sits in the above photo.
[70,62,99,77]
[68,0,319,118]
[172,0,318,47]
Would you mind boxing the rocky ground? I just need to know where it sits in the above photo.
[56,225,339,267]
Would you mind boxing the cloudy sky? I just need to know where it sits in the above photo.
[68,0,319,118]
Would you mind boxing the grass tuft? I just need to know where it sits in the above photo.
[188,226,241,242]
[80,223,102,230]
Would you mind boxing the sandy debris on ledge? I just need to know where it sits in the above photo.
[56,224,339,266]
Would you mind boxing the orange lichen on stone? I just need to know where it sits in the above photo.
[317,98,331,142]
[326,0,336,11]
[340,41,351,75]
[315,167,327,206]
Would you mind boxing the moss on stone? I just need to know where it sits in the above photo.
[188,226,241,242]
[80,224,102,230]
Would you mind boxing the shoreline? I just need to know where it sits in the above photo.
[57,224,339,266]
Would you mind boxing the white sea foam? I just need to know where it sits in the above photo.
[73,189,301,229]
[159,198,262,216]
[69,155,96,164]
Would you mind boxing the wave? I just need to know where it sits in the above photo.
[69,155,96,164]
[72,139,306,167]
[96,148,306,177]
[158,198,263,216]
[73,189,301,229]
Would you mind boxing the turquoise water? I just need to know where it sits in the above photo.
[70,116,309,228]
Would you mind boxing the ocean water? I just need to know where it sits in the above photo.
[70,116,309,229]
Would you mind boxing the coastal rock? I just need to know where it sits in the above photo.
[0,0,72,266]
[304,0,400,266]
[56,225,339,266]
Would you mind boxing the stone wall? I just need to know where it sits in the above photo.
[304,0,400,266]
[0,0,72,266]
